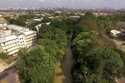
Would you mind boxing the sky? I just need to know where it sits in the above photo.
[0,0,125,9]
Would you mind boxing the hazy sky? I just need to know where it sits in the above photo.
[0,0,125,9]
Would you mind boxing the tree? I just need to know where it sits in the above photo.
[38,39,66,60]
[16,21,69,82]
[79,12,97,30]
[0,52,7,59]
[16,46,56,83]
[73,47,124,83]
[73,31,96,58]
[38,27,68,60]
[96,16,115,33]
[72,28,124,83]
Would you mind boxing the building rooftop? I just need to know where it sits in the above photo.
[0,24,36,43]
[7,25,29,33]
[7,25,36,35]
[0,17,7,24]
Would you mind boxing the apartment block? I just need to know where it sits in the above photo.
[7,25,37,48]
[0,24,36,55]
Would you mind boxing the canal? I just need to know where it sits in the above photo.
[63,32,74,83]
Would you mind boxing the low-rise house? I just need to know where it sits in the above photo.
[110,30,121,37]
[69,15,80,19]
[93,12,110,16]
[33,17,43,22]
[0,17,7,28]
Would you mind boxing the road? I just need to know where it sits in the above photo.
[63,33,73,83]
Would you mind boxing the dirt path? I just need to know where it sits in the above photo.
[54,44,73,83]
[53,63,64,83]
[54,33,73,83]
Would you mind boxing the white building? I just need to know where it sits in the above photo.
[0,35,19,55]
[7,25,37,48]
[93,12,109,16]
[110,30,121,37]
[0,25,37,55]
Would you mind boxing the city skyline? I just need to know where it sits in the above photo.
[0,0,125,9]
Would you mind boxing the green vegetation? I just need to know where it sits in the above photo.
[16,26,68,83]
[6,12,125,83]
[72,12,125,83]
[73,37,124,83]
[0,52,7,59]
[6,15,32,26]
[17,47,56,83]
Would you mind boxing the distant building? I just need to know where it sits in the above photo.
[46,22,51,25]
[69,16,80,19]
[0,17,7,28]
[55,11,62,14]
[110,30,121,37]
[33,17,43,22]
[93,12,109,16]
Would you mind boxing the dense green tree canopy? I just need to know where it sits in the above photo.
[17,46,56,83]
[73,47,124,83]
[79,12,97,30]
[17,23,68,83]
[73,31,96,56]
[14,12,125,83]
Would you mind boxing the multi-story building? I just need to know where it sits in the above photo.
[0,35,19,55]
[0,24,37,56]
[7,25,37,48]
